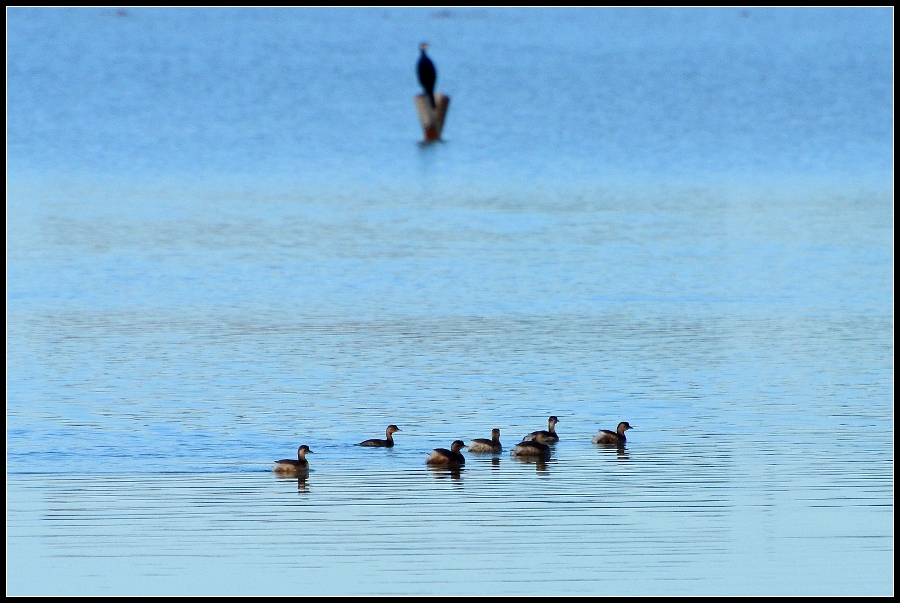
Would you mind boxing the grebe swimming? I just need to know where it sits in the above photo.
[467,428,502,454]
[426,440,466,467]
[592,421,632,446]
[357,425,402,447]
[273,445,312,476]
[523,415,559,444]
[511,439,552,461]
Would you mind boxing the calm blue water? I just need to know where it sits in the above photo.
[6,7,893,596]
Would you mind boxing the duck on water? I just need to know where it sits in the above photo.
[273,445,313,476]
[357,425,402,447]
[426,440,466,467]
[511,438,552,461]
[523,415,559,444]
[467,428,502,454]
[592,421,632,446]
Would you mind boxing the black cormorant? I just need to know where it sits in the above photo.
[417,42,437,109]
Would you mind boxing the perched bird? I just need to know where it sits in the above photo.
[523,415,560,444]
[417,42,437,109]
[426,440,466,467]
[273,445,312,476]
[467,428,503,454]
[592,421,633,446]
[357,425,402,447]
[511,439,552,461]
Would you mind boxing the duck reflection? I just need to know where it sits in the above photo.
[511,455,551,474]
[273,471,310,492]
[595,443,629,461]
[428,465,464,482]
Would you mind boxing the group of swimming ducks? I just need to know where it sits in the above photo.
[273,416,633,476]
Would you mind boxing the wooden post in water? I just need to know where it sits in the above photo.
[414,93,450,142]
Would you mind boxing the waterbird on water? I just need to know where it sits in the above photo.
[511,439,552,461]
[426,440,466,467]
[273,445,312,476]
[468,428,503,454]
[592,421,633,446]
[417,42,437,109]
[357,425,402,447]
[523,415,559,444]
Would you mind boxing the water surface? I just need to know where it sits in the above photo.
[6,7,893,596]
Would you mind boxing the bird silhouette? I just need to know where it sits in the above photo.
[417,42,437,109]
